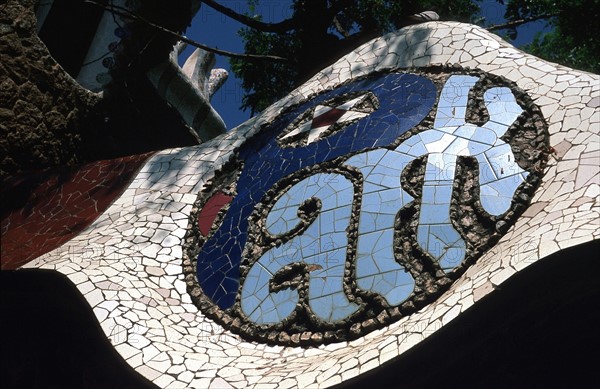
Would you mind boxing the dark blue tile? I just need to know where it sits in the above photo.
[197,72,437,308]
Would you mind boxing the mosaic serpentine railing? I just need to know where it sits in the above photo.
[6,22,598,389]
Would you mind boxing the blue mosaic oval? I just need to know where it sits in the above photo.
[187,69,548,345]
[197,73,437,308]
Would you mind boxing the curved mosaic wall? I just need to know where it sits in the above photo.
[11,22,598,388]
[1,153,153,270]
[184,67,549,345]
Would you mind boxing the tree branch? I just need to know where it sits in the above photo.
[84,0,289,62]
[486,13,559,32]
[200,0,356,33]
[199,0,296,32]
[332,15,351,38]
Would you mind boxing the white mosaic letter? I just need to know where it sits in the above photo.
[241,173,359,324]
[344,149,416,305]
[412,75,527,270]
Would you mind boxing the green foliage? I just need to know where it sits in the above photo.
[525,30,599,74]
[505,0,599,73]
[230,28,298,115]
[231,0,481,113]
[230,0,598,113]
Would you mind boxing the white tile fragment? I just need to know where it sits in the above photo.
[25,20,598,389]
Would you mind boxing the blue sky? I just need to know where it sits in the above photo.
[179,0,550,130]
[179,1,295,128]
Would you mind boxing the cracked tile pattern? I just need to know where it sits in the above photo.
[196,72,437,310]
[10,22,599,388]
[188,64,546,344]
[242,173,359,324]
[1,153,153,270]
[415,75,528,270]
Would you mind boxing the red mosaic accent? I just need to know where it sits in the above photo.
[311,108,346,128]
[197,192,233,236]
[0,153,154,270]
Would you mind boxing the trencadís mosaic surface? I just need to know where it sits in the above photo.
[184,67,549,345]
[13,21,598,388]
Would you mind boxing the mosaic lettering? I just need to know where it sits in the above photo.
[240,76,527,324]
[187,68,548,344]
[241,173,359,323]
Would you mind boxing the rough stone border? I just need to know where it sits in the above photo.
[22,22,598,388]
[182,66,550,346]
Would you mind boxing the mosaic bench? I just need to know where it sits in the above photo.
[3,21,598,388]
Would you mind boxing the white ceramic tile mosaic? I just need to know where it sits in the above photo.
[23,22,599,388]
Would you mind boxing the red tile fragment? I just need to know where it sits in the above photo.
[311,107,346,128]
[197,192,233,237]
[0,153,154,270]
